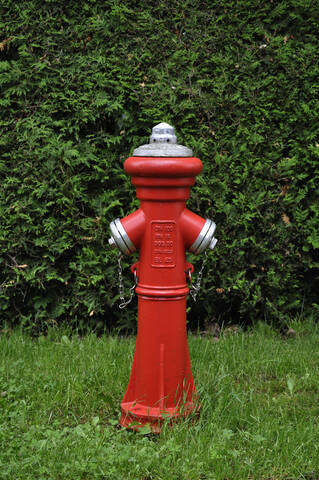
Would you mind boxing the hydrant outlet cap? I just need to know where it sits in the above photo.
[109,218,136,254]
[133,123,193,157]
[190,219,216,254]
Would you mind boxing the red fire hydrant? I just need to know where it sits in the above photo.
[109,123,217,432]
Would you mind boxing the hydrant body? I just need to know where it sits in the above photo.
[109,124,217,432]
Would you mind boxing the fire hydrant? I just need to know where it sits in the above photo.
[109,123,217,432]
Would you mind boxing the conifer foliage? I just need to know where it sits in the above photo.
[1,1,318,330]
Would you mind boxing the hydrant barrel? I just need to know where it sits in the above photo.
[109,123,217,432]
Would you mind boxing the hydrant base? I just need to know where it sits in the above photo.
[120,401,200,433]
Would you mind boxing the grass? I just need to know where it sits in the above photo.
[0,319,319,480]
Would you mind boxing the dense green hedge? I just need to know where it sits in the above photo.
[1,0,318,331]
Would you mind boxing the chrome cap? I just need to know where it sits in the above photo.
[150,122,177,144]
[133,122,193,157]
[109,218,136,255]
[189,219,217,254]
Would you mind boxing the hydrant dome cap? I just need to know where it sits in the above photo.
[133,122,193,157]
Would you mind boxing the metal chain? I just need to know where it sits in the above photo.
[117,250,207,307]
[117,252,138,309]
[189,251,208,302]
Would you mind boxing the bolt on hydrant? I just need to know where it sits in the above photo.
[108,123,217,432]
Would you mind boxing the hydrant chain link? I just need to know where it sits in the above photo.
[189,251,208,301]
[117,252,138,309]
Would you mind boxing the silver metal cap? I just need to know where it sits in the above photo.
[109,218,136,255]
[133,122,193,157]
[189,219,217,255]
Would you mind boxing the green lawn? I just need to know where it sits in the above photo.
[0,320,318,480]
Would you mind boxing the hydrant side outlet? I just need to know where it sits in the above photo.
[109,124,217,432]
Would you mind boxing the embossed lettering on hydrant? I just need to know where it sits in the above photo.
[151,221,176,268]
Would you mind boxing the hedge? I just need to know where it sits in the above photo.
[1,0,318,332]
